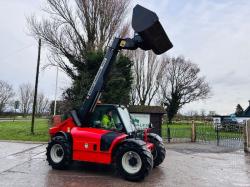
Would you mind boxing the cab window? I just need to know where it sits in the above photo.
[89,106,123,130]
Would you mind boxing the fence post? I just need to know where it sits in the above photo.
[191,120,196,142]
[244,120,250,153]
[216,124,220,146]
[167,127,171,143]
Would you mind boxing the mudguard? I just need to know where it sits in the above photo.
[111,138,148,160]
[122,138,147,146]
[54,131,72,142]
[147,133,163,142]
[100,131,122,151]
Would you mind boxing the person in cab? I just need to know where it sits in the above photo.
[101,110,116,129]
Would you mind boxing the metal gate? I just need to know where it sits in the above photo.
[162,121,244,149]
[196,122,244,149]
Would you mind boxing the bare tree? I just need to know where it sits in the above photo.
[160,56,211,123]
[27,0,130,79]
[130,50,165,105]
[19,83,34,115]
[0,80,14,113]
[208,111,216,117]
[36,92,50,115]
[200,109,206,118]
[130,86,138,106]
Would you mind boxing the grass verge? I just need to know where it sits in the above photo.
[0,119,49,142]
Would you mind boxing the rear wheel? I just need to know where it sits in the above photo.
[115,142,153,181]
[148,135,166,167]
[46,136,72,170]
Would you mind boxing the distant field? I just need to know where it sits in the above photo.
[0,119,49,142]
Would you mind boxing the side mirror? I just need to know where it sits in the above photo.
[132,4,173,55]
[149,123,154,129]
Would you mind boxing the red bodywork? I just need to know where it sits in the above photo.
[49,117,154,164]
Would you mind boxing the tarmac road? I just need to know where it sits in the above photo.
[0,141,249,187]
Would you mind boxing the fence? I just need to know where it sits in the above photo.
[244,120,250,152]
[162,121,244,149]
[162,121,192,143]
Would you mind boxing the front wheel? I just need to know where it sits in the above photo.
[46,136,72,170]
[115,142,153,181]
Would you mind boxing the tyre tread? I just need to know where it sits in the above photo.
[46,136,72,170]
[115,141,153,181]
[148,136,166,167]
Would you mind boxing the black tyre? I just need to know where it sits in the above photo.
[148,135,166,167]
[115,142,153,181]
[46,136,72,170]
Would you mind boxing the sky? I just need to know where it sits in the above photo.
[0,0,250,115]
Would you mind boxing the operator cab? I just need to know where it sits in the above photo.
[88,104,136,134]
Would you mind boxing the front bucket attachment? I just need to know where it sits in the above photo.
[132,4,173,55]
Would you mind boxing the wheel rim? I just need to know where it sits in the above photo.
[50,144,64,163]
[121,151,142,174]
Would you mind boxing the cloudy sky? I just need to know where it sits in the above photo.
[0,0,250,115]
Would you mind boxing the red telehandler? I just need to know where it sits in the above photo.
[47,5,173,181]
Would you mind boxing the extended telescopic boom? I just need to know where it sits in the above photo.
[73,5,173,126]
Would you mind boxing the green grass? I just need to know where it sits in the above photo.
[0,119,49,142]
[162,123,192,139]
[162,122,242,141]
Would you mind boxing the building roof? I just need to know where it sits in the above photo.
[212,115,250,118]
[236,101,250,117]
[128,105,166,114]
[213,100,250,118]
[243,105,250,117]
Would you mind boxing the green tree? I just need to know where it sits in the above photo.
[63,51,133,108]
[102,55,133,105]
[235,104,244,116]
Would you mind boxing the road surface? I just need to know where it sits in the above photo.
[0,142,249,187]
